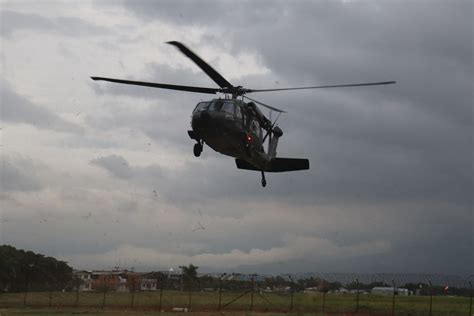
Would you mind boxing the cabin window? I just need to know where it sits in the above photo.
[251,119,263,139]
[193,102,210,113]
[251,120,259,133]
[235,104,242,120]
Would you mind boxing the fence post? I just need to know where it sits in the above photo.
[158,276,164,312]
[23,263,34,306]
[355,278,360,313]
[469,281,472,316]
[392,279,396,316]
[49,283,53,307]
[322,291,326,315]
[102,277,107,309]
[429,280,433,316]
[250,275,254,311]
[218,274,225,311]
[75,276,79,307]
[131,277,135,308]
[289,276,294,313]
[23,279,28,306]
[188,276,192,310]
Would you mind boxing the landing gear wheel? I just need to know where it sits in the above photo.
[193,142,202,157]
[261,171,267,187]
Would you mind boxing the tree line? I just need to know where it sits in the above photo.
[1,246,470,297]
[0,245,73,292]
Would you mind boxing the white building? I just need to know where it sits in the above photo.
[141,278,158,291]
[74,270,93,291]
[372,287,410,296]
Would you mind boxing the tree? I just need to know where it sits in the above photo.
[0,245,72,292]
[179,264,199,281]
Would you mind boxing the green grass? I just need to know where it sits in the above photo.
[1,308,315,316]
[0,291,470,315]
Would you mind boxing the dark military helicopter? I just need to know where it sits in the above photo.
[92,41,395,187]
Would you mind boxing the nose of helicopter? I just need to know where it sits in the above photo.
[191,109,211,129]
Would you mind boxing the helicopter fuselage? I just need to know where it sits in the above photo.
[189,98,270,169]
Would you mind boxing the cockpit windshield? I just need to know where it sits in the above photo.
[193,102,210,113]
[208,100,235,115]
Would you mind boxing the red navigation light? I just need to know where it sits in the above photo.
[246,135,252,142]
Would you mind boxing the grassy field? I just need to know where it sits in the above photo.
[0,290,470,316]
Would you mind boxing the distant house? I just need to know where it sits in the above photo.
[372,287,410,296]
[141,278,158,291]
[73,270,141,292]
[117,275,128,292]
[330,287,348,294]
[74,270,93,291]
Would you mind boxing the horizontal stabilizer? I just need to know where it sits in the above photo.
[270,158,310,172]
[235,158,309,172]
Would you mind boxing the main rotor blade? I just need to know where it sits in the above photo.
[91,77,219,94]
[166,41,233,89]
[244,95,286,113]
[246,81,396,93]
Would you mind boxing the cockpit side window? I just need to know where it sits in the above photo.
[193,102,210,113]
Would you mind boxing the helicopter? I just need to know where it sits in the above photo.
[92,41,395,187]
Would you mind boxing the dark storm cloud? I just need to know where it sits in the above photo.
[223,1,472,126]
[0,10,109,38]
[1,82,83,133]
[1,1,468,275]
[89,0,472,212]
[86,0,472,274]
[118,0,471,125]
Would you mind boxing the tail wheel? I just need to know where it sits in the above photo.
[261,171,267,187]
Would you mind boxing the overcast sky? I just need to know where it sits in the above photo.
[0,0,472,275]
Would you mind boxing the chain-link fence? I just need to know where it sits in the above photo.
[0,272,472,315]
